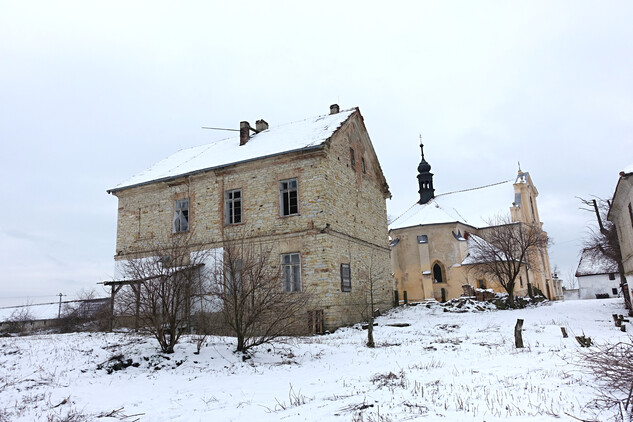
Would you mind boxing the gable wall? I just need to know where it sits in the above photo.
[610,176,633,276]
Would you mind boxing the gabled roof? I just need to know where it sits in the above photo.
[390,179,514,231]
[575,248,618,277]
[109,108,357,193]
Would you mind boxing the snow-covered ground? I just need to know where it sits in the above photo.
[1,298,630,421]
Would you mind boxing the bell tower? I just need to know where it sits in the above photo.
[417,141,435,204]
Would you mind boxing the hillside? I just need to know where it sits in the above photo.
[1,298,630,421]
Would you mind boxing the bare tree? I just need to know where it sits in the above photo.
[579,197,631,311]
[565,268,578,290]
[209,236,311,353]
[117,233,213,353]
[356,255,386,348]
[465,215,550,308]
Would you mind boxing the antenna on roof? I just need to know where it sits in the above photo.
[518,161,522,172]
[201,126,240,132]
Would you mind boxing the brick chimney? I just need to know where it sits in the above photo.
[240,121,250,146]
[255,119,269,132]
[330,104,340,114]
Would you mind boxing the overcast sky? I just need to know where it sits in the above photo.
[1,1,631,307]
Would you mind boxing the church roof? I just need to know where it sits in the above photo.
[109,108,357,193]
[390,179,515,230]
[575,248,618,277]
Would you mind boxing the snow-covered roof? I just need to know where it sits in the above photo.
[0,302,60,322]
[109,108,357,193]
[575,249,618,277]
[621,163,633,175]
[390,179,515,230]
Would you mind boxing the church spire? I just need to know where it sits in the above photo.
[417,138,435,204]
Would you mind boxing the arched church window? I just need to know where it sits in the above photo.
[433,263,444,284]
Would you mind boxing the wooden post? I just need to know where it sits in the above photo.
[403,290,408,305]
[394,290,400,307]
[133,283,140,332]
[109,285,116,332]
[514,319,524,348]
[560,327,568,338]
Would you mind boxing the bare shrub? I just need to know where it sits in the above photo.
[209,236,311,353]
[578,339,633,420]
[116,232,214,353]
[4,306,35,334]
[58,290,110,333]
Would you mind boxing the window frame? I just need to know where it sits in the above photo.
[281,252,301,292]
[225,189,242,225]
[349,147,356,167]
[173,198,189,233]
[279,178,299,217]
[340,263,351,292]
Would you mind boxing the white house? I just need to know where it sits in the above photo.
[575,248,621,300]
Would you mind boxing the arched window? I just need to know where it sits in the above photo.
[433,263,444,284]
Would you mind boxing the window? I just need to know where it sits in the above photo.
[519,276,524,288]
[478,279,486,289]
[613,288,618,295]
[417,235,428,244]
[173,199,189,233]
[609,273,616,280]
[281,253,301,292]
[280,178,298,216]
[361,157,366,174]
[340,263,351,292]
[350,147,356,167]
[433,263,444,283]
[225,189,242,225]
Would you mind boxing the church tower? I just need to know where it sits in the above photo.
[417,143,435,204]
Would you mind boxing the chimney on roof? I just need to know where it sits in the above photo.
[240,121,250,146]
[330,104,340,114]
[255,119,268,132]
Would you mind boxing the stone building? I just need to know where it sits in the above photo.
[607,163,633,278]
[107,105,392,332]
[389,144,560,303]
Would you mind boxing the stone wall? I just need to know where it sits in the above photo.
[110,110,392,331]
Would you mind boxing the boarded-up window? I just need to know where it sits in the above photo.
[340,263,351,292]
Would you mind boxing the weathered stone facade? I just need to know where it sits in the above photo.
[109,107,392,331]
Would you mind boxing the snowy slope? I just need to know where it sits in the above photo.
[0,298,630,421]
